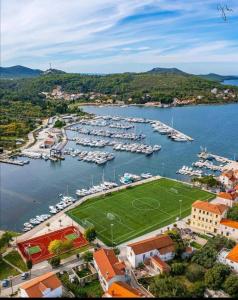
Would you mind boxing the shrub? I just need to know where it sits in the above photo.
[171,262,186,275]
[204,263,230,290]
[223,274,238,297]
[49,257,61,268]
[185,263,205,282]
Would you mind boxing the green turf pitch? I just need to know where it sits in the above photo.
[28,245,41,255]
[67,178,214,246]
[65,233,78,240]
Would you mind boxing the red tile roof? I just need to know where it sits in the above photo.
[150,256,171,273]
[226,244,238,263]
[107,281,143,298]
[93,249,125,282]
[218,192,237,200]
[20,272,61,298]
[220,219,238,229]
[192,200,228,215]
[128,235,175,255]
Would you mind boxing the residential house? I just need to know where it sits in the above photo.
[219,219,238,241]
[212,192,238,208]
[190,200,228,234]
[93,248,127,292]
[219,170,238,189]
[104,281,144,298]
[149,256,171,274]
[126,235,175,268]
[218,244,238,273]
[20,272,62,298]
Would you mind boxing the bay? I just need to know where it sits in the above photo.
[1,103,238,231]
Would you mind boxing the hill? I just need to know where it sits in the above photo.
[147,67,188,76]
[0,65,43,78]
[198,73,238,82]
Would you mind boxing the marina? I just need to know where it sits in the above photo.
[1,104,238,232]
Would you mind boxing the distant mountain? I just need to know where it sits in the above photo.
[147,67,188,76]
[198,73,238,82]
[0,65,43,78]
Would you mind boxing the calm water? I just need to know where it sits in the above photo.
[1,104,238,231]
[223,79,238,86]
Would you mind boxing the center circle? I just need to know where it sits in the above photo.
[132,197,160,211]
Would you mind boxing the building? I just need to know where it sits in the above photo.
[212,192,238,208]
[149,256,171,274]
[190,200,228,234]
[126,235,175,268]
[219,219,238,240]
[93,248,127,292]
[219,170,238,189]
[20,272,62,298]
[218,244,238,273]
[104,281,144,298]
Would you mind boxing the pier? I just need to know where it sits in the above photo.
[0,159,25,166]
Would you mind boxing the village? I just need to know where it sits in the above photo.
[1,161,238,298]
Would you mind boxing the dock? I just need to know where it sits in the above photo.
[0,159,24,166]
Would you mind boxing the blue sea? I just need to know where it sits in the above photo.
[1,103,238,231]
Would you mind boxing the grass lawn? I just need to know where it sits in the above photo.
[190,241,203,249]
[0,259,20,280]
[60,245,90,260]
[67,178,214,246]
[82,280,103,298]
[4,250,28,272]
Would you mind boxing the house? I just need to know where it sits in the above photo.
[104,281,144,298]
[219,170,238,189]
[93,248,127,292]
[212,192,238,208]
[190,200,228,234]
[20,272,62,298]
[218,244,238,273]
[149,256,171,274]
[219,219,238,240]
[126,235,175,268]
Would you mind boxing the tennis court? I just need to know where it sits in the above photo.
[17,226,88,264]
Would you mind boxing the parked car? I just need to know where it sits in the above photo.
[21,272,29,280]
[1,279,10,287]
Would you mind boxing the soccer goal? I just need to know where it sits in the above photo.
[107,212,116,221]
[170,187,178,194]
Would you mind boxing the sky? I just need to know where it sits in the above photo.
[1,0,238,74]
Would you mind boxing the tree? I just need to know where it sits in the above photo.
[149,275,188,298]
[48,240,64,256]
[185,263,205,282]
[223,274,238,297]
[82,251,93,262]
[167,230,186,258]
[84,227,96,242]
[26,260,32,277]
[205,263,230,290]
[171,262,186,275]
[227,205,238,221]
[191,245,218,268]
[190,281,206,298]
[62,239,73,252]
[58,219,62,227]
[49,257,61,268]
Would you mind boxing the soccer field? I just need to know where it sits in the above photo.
[67,178,214,246]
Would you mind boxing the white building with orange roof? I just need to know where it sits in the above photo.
[126,234,175,268]
[93,248,128,292]
[104,281,144,298]
[190,200,228,234]
[20,272,62,298]
[218,244,238,273]
[212,191,238,208]
[219,170,238,189]
[219,219,238,241]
